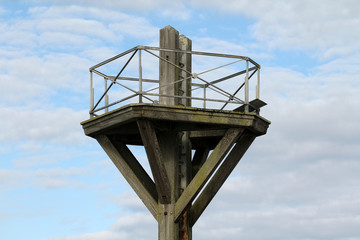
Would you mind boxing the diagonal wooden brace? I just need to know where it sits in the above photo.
[137,119,172,204]
[96,135,158,218]
[174,128,244,221]
[189,131,256,226]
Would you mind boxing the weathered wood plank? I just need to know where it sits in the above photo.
[178,34,192,107]
[178,131,192,240]
[81,104,270,138]
[96,135,158,218]
[189,131,256,226]
[137,119,172,204]
[159,25,179,105]
[174,128,243,221]
[111,140,158,201]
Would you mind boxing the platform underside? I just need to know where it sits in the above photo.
[81,104,270,149]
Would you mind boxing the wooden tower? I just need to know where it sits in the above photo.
[81,26,270,240]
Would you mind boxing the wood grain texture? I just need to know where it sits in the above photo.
[96,135,158,218]
[189,131,256,226]
[137,119,172,204]
[174,128,243,221]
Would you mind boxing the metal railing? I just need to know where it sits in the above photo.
[88,45,261,117]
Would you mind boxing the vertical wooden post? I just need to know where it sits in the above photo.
[157,132,180,240]
[178,34,192,240]
[178,35,192,106]
[157,25,193,240]
[159,25,179,105]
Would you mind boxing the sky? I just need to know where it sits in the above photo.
[0,0,360,239]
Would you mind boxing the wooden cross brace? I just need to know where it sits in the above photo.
[96,118,256,239]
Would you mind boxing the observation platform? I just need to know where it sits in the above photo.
[81,26,270,240]
[81,103,270,150]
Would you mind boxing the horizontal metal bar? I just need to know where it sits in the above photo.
[90,46,138,70]
[191,67,256,92]
[196,59,243,76]
[98,74,204,88]
[91,90,245,114]
[90,45,260,71]
[144,92,245,104]
[111,81,154,103]
[108,76,159,84]
[206,66,257,86]
[206,84,243,103]
[92,69,107,78]
[196,75,243,102]
[92,93,138,113]
[140,45,260,67]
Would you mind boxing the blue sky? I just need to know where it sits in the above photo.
[1,1,360,240]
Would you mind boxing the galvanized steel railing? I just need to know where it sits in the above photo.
[88,45,262,117]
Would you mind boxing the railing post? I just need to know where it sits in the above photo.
[139,49,143,103]
[203,86,206,109]
[90,70,95,118]
[105,77,109,113]
[245,60,249,112]
[256,67,260,99]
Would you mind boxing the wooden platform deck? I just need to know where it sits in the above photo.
[81,103,270,149]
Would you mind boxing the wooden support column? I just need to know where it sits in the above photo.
[178,33,192,240]
[178,131,192,240]
[157,131,180,240]
[157,26,194,240]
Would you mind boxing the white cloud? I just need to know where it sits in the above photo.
[45,212,156,240]
[0,7,5,15]
[191,0,360,59]
[0,169,29,188]
[0,5,161,105]
[29,0,185,13]
[1,2,360,240]
[45,231,127,240]
[0,52,90,104]
[0,107,88,145]
[193,169,360,239]
[193,37,248,55]
[35,167,92,189]
[109,19,157,39]
[183,61,356,239]
[160,2,191,21]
